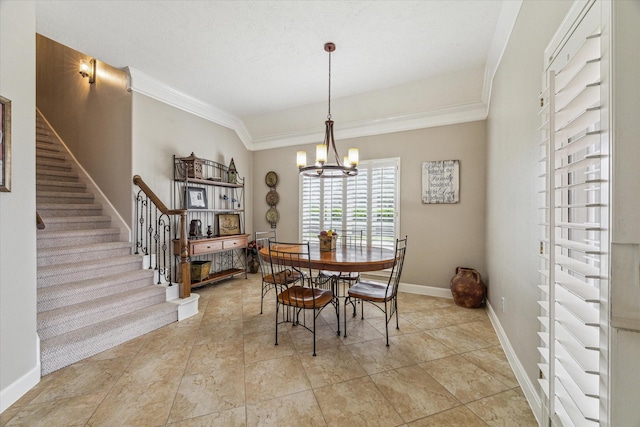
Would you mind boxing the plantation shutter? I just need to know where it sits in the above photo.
[300,158,399,248]
[537,2,608,425]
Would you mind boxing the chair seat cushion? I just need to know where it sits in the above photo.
[347,280,393,303]
[278,286,334,309]
[264,269,303,285]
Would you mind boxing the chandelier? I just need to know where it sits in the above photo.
[297,42,358,178]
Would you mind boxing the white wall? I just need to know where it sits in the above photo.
[0,0,39,412]
[131,92,254,234]
[485,0,571,402]
[253,120,487,290]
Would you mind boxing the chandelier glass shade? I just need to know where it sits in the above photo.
[297,42,358,178]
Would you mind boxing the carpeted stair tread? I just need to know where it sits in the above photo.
[36,169,78,180]
[37,191,94,203]
[38,254,143,279]
[37,269,156,311]
[37,203,104,218]
[36,164,72,174]
[38,285,167,337]
[37,228,120,249]
[36,215,111,232]
[36,180,86,191]
[37,150,66,161]
[40,302,177,375]
[37,240,130,258]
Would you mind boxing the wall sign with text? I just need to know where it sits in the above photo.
[421,160,460,204]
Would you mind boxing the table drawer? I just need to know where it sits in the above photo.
[191,240,223,255]
[223,238,246,250]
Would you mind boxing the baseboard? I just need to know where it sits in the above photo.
[486,301,542,426]
[398,282,453,299]
[0,361,40,414]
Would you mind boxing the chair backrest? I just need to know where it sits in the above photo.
[337,229,364,249]
[255,230,277,274]
[267,240,313,287]
[387,236,408,296]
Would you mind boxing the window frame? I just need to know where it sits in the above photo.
[298,157,401,249]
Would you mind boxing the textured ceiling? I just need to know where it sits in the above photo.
[35,0,516,146]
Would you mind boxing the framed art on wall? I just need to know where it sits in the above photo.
[421,160,459,204]
[0,95,11,192]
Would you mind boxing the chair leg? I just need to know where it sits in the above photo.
[312,309,317,357]
[275,302,279,346]
[384,301,390,347]
[335,297,341,336]
[343,297,348,338]
[395,297,400,330]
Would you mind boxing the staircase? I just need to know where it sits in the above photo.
[36,113,178,375]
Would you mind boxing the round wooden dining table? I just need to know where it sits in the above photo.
[258,242,397,273]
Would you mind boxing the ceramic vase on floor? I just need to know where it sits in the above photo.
[450,266,486,308]
[248,255,260,274]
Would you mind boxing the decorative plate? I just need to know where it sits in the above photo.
[266,189,279,206]
[265,171,278,188]
[266,207,280,225]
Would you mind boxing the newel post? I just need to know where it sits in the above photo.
[179,211,191,298]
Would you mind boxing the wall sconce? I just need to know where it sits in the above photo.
[79,59,96,84]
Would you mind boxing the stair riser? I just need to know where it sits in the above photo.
[40,309,177,375]
[38,219,111,233]
[38,291,167,340]
[37,232,120,249]
[38,207,103,217]
[37,195,95,204]
[38,259,143,287]
[36,162,72,172]
[37,184,86,193]
[37,151,66,161]
[36,172,79,182]
[37,242,131,267]
[36,143,60,153]
[38,273,155,311]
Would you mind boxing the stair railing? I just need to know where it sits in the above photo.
[132,175,191,298]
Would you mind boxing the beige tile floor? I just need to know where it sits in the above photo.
[1,275,537,426]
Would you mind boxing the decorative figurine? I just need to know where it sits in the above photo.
[228,158,237,184]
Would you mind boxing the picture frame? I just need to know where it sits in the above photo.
[0,95,11,193]
[186,186,207,209]
[421,160,460,204]
[217,213,241,236]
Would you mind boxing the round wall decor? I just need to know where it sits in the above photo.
[266,189,279,206]
[265,171,278,188]
[266,207,280,226]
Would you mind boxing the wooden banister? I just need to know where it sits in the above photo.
[132,175,191,298]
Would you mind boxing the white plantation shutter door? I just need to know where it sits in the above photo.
[537,1,609,426]
[300,158,399,249]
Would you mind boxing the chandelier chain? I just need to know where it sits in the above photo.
[327,49,332,120]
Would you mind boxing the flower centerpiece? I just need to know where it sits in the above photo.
[318,229,338,251]
[246,239,263,273]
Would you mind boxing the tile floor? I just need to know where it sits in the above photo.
[1,275,537,426]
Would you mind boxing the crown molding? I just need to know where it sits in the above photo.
[124,66,487,152]
[124,66,253,149]
[251,101,488,150]
[482,0,523,108]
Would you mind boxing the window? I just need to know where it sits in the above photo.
[299,158,400,249]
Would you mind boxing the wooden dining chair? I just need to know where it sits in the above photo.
[255,229,280,314]
[344,236,407,346]
[268,240,339,356]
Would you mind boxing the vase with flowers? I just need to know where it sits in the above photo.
[246,239,262,274]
